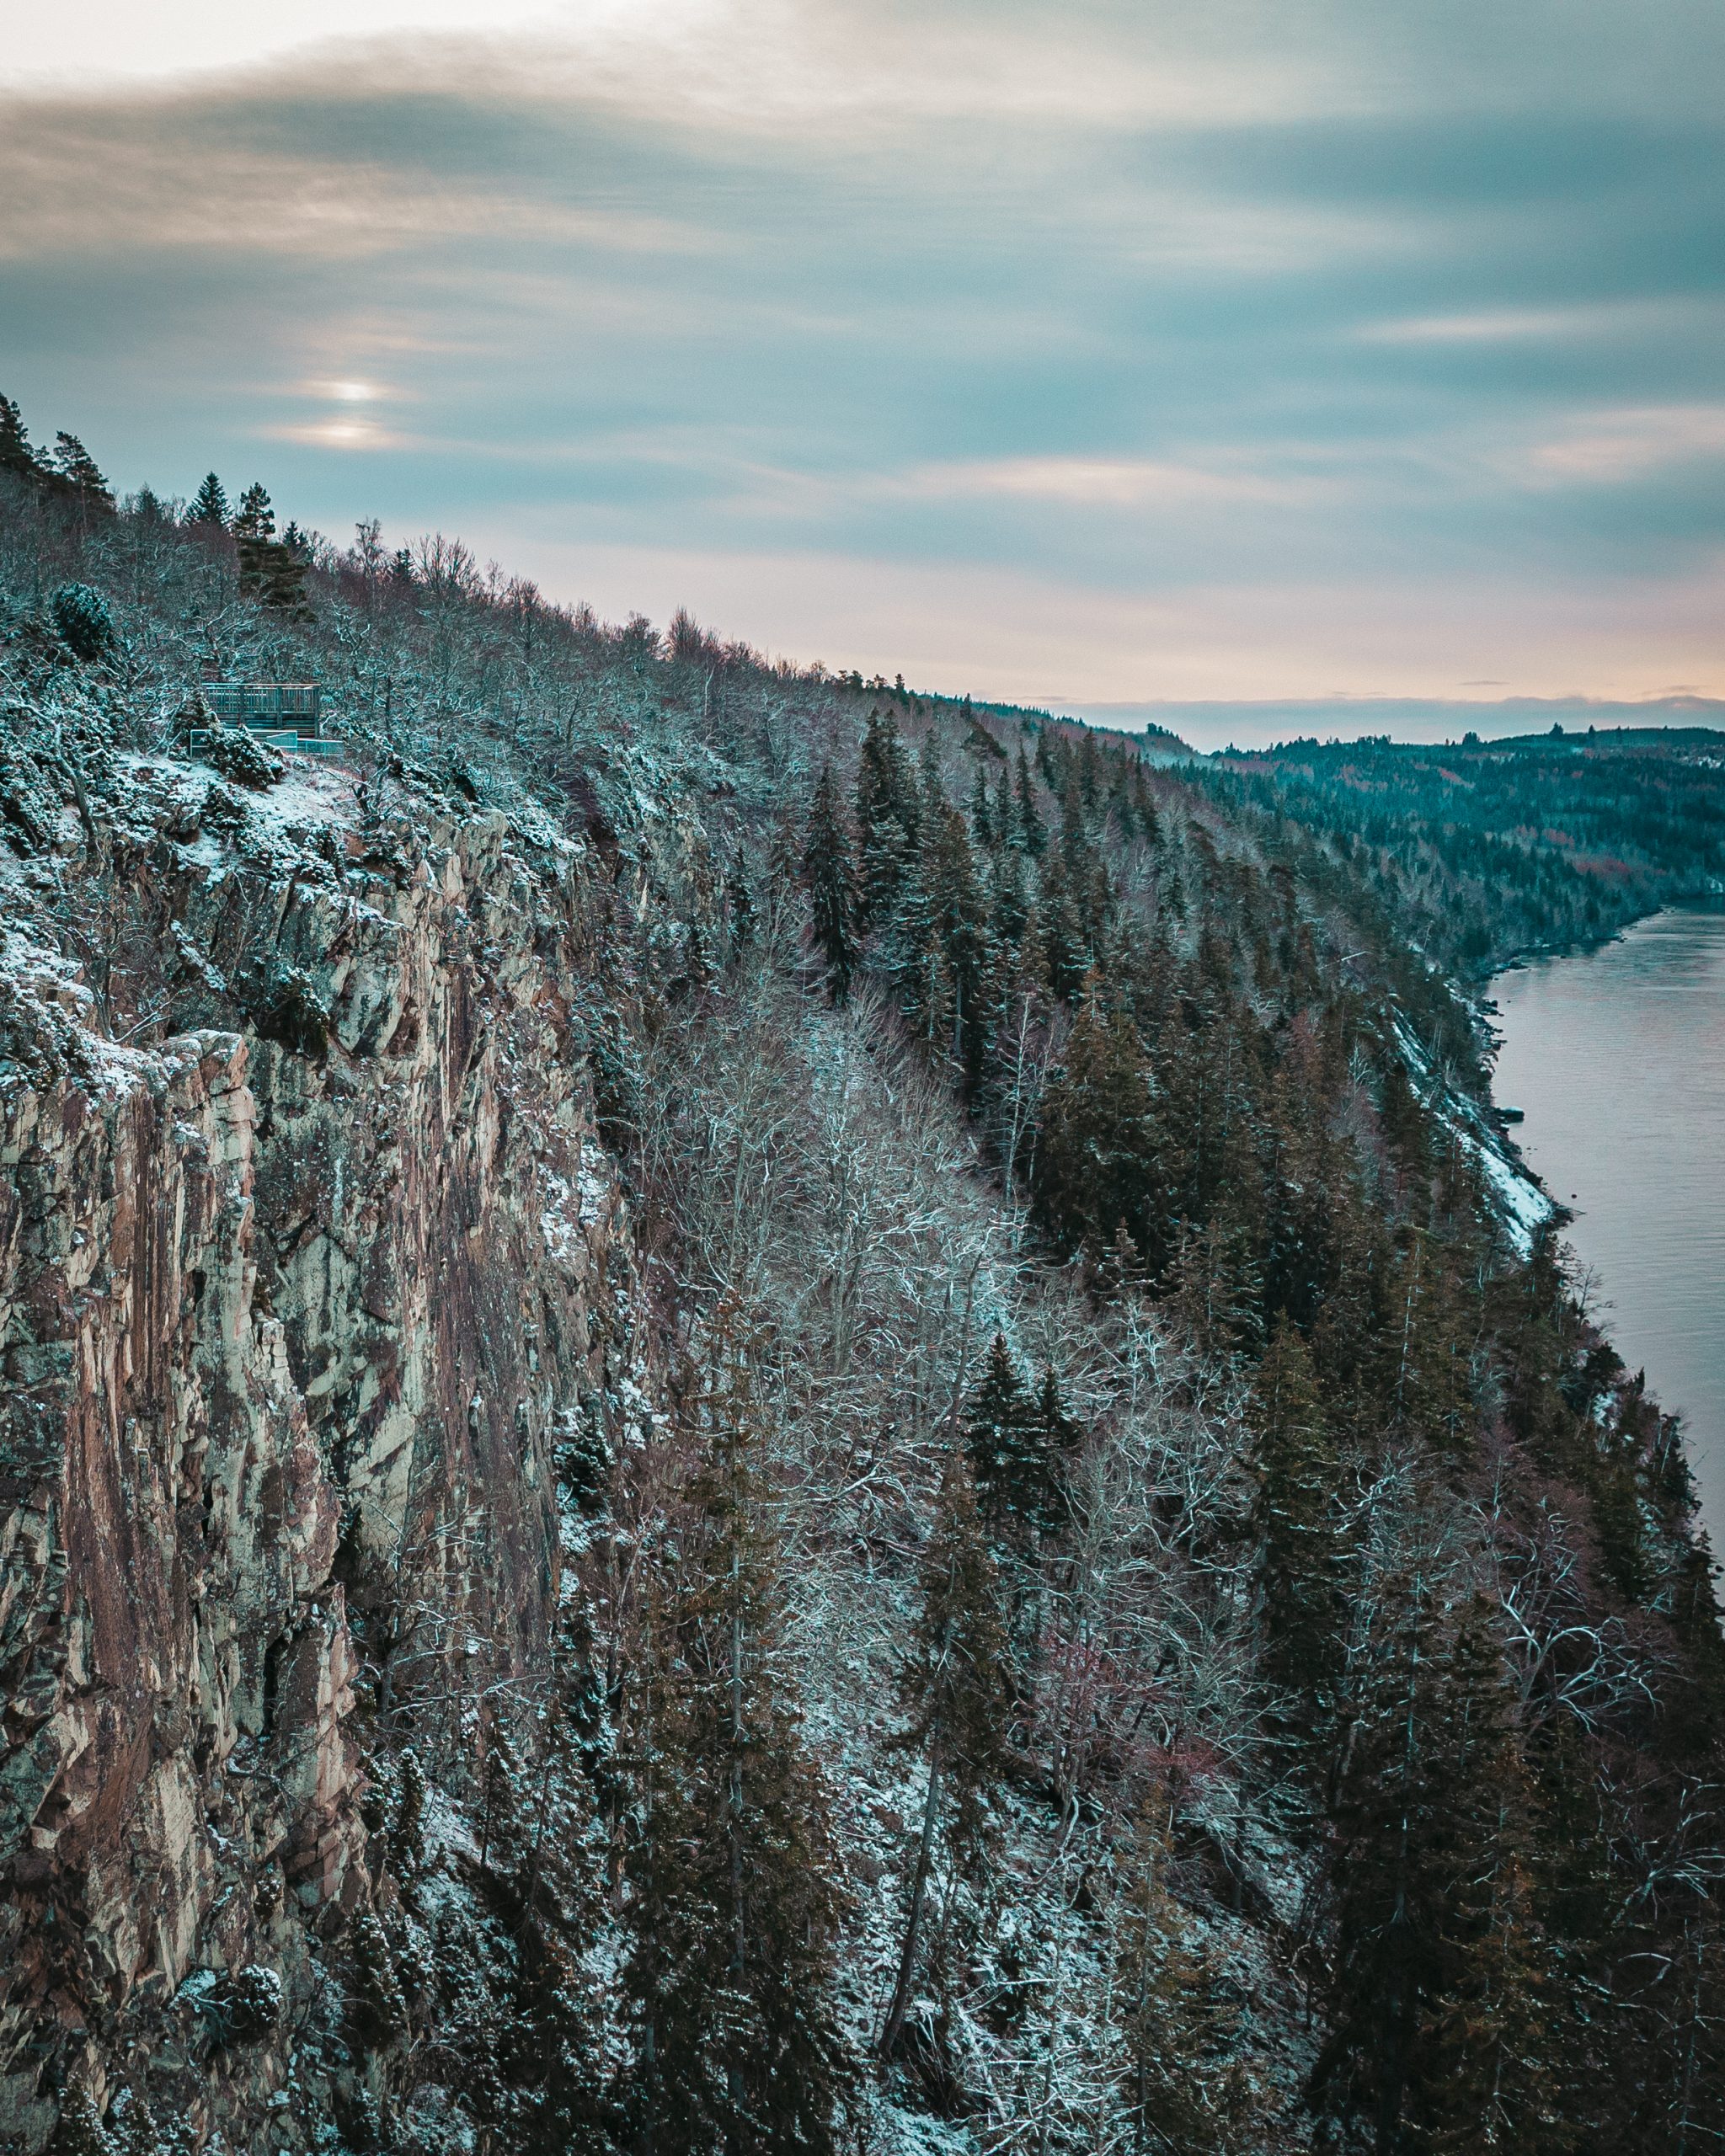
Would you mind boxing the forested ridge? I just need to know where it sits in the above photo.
[3,403,1723,2155]
[1192,729,1725,978]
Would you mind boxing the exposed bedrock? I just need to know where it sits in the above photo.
[0,798,633,2147]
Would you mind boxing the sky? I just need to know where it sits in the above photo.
[3,0,1723,730]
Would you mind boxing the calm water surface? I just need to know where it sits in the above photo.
[1492,910,1725,1542]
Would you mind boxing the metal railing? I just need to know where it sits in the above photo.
[205,681,321,725]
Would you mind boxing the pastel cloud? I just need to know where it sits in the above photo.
[0,0,1721,706]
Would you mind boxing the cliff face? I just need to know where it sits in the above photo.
[0,759,634,2148]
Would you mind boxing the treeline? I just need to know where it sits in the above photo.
[1193,731,1725,975]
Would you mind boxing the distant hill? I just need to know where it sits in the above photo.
[1194,723,1725,973]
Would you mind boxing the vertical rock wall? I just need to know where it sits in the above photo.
[0,790,633,2148]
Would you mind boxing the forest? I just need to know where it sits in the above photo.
[1188,728,1725,979]
[1,398,1722,2156]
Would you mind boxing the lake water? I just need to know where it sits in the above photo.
[1492,910,1725,1545]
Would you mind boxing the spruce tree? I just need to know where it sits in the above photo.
[1014,740,1047,854]
[921,798,995,1086]
[621,1318,852,2155]
[49,433,115,511]
[1114,1809,1260,2153]
[1029,853,1089,999]
[880,1452,1012,2059]
[855,706,919,928]
[1249,1317,1343,1710]
[0,392,36,478]
[803,764,862,1002]
[969,764,994,850]
[963,1337,1080,1543]
[1406,1603,1563,2152]
[964,1331,1039,1533]
[189,472,228,527]
[1313,1589,1562,2154]
[1031,988,1163,1264]
[232,481,275,538]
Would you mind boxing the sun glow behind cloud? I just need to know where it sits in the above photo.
[0,0,1721,709]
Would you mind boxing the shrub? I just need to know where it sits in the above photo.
[204,721,285,792]
[253,964,332,1058]
[50,582,115,660]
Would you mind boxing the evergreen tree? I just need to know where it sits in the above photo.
[1313,1590,1562,2154]
[964,1331,1041,1533]
[724,857,756,954]
[920,798,995,1086]
[189,472,229,527]
[964,1337,1081,1543]
[348,1910,409,2051]
[1031,989,1164,1264]
[1028,852,1089,999]
[510,1930,618,2155]
[48,2088,111,2156]
[880,1452,1012,2058]
[1114,1810,1261,2153]
[969,763,995,850]
[389,1749,427,1886]
[49,432,115,511]
[1249,1318,1344,1710]
[51,583,115,662]
[232,481,275,538]
[1013,740,1046,854]
[855,706,919,927]
[0,392,36,478]
[803,764,862,1002]
[621,1319,852,2155]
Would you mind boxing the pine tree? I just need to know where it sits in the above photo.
[48,2088,111,2156]
[803,764,862,1002]
[230,479,312,614]
[1014,740,1047,854]
[879,1452,1012,2059]
[232,481,275,539]
[510,1930,618,2155]
[855,705,919,929]
[1313,1589,1562,2154]
[0,392,36,478]
[189,472,228,527]
[1031,988,1163,1264]
[49,433,115,511]
[1114,1810,1261,2153]
[1249,1318,1343,1710]
[621,1316,852,2155]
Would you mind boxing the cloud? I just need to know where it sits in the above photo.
[0,99,708,262]
[0,0,1721,701]
[1524,405,1725,483]
[894,455,1332,510]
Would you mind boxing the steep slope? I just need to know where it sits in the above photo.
[1,747,651,2148]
